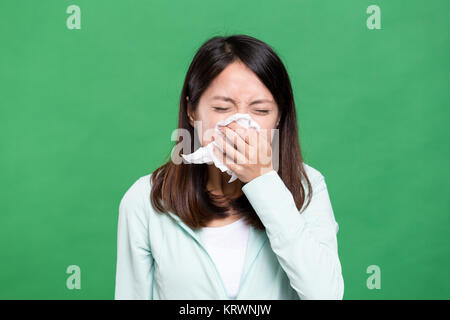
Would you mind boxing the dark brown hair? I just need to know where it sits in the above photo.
[149,34,313,231]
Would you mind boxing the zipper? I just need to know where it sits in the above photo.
[199,224,269,300]
[166,211,230,299]
[234,234,268,300]
[167,211,268,300]
[197,232,232,300]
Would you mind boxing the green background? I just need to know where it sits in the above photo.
[0,0,448,299]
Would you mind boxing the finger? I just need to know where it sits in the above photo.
[212,142,226,165]
[219,126,250,162]
[246,127,259,148]
[257,131,272,166]
[227,122,260,148]
[213,143,242,176]
[224,122,252,145]
[214,132,247,165]
[212,142,244,173]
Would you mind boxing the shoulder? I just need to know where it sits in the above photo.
[302,162,324,178]
[118,173,154,224]
[120,173,152,205]
[301,163,339,232]
[302,162,326,189]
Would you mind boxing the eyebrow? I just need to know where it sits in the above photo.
[211,95,274,106]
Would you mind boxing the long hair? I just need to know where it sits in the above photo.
[149,34,313,230]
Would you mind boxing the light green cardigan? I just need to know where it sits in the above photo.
[114,163,344,300]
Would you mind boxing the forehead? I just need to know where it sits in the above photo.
[202,61,274,103]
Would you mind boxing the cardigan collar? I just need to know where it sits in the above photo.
[166,210,269,298]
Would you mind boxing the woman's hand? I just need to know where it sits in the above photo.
[212,121,275,183]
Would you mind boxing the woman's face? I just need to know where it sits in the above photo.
[187,60,280,147]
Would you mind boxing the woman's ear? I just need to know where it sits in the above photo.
[186,96,195,127]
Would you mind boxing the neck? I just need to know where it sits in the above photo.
[206,164,243,198]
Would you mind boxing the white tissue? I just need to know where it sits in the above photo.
[181,113,261,183]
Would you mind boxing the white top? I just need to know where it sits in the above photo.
[199,217,250,299]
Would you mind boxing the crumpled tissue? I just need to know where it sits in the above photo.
[181,113,261,183]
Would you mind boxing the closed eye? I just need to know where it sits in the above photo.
[213,107,269,114]
[213,107,229,112]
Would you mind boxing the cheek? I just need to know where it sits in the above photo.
[201,125,216,146]
[258,116,277,130]
[194,120,216,147]
[258,121,278,145]
[196,115,226,146]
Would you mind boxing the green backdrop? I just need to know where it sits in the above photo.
[0,0,448,299]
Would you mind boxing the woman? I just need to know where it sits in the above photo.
[114,34,344,300]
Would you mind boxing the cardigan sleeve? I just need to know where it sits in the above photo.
[114,177,155,300]
[241,168,344,300]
